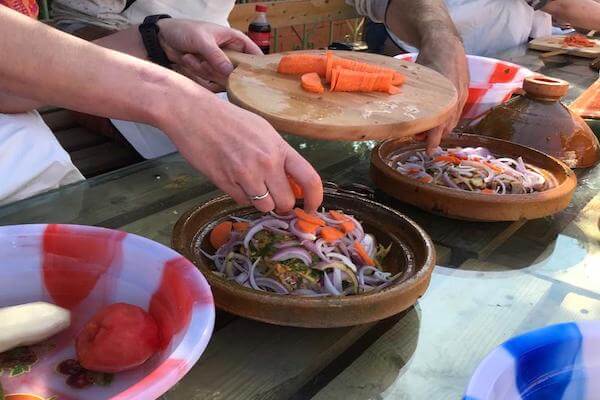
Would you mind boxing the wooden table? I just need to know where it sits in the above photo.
[1,47,599,400]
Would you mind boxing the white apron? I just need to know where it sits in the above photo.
[391,0,552,56]
[0,111,84,205]
[113,0,235,159]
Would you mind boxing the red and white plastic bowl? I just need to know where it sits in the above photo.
[395,53,534,125]
[0,224,214,400]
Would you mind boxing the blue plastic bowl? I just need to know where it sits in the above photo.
[464,321,600,400]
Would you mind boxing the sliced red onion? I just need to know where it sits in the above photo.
[271,247,312,266]
[337,241,350,258]
[274,240,301,249]
[199,248,217,260]
[269,211,295,220]
[231,216,251,223]
[318,212,343,225]
[333,269,342,292]
[302,239,329,261]
[248,257,261,290]
[289,219,317,241]
[360,234,376,259]
[255,277,289,294]
[326,252,357,272]
[243,220,289,249]
[234,272,248,285]
[442,173,460,189]
[346,215,364,242]
[323,272,341,295]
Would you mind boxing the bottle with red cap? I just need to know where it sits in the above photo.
[248,4,271,54]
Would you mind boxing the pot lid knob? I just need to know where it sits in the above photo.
[523,75,569,101]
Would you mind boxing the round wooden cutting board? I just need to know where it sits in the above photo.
[225,50,457,141]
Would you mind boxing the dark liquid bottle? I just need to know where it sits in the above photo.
[248,4,271,54]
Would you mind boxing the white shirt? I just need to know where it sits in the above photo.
[347,0,552,56]
[52,0,235,30]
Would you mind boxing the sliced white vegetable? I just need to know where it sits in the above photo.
[0,302,71,353]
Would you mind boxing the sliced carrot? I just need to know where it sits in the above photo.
[330,66,342,92]
[277,54,327,77]
[287,175,303,199]
[388,85,401,95]
[320,226,345,243]
[294,208,325,226]
[340,221,355,233]
[297,219,320,234]
[418,176,433,184]
[329,210,349,221]
[354,240,375,266]
[392,72,405,86]
[481,188,495,194]
[233,221,249,233]
[434,155,461,165]
[209,221,233,249]
[331,68,396,94]
[300,72,325,94]
[325,51,334,83]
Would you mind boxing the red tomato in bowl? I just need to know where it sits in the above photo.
[76,303,160,373]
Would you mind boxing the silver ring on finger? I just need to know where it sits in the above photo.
[250,190,270,201]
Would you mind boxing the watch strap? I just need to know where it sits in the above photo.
[139,14,172,68]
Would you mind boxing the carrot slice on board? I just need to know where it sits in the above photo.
[287,175,304,199]
[320,226,345,243]
[325,51,334,83]
[388,85,401,95]
[330,66,342,91]
[209,221,233,249]
[294,208,325,226]
[354,241,375,266]
[300,72,325,94]
[277,54,327,77]
[392,72,405,86]
[297,219,320,234]
[481,188,495,194]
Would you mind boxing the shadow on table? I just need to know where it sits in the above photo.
[294,306,421,400]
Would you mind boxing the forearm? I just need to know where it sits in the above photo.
[385,0,461,48]
[0,24,148,114]
[0,7,198,128]
[93,25,149,60]
[543,0,600,30]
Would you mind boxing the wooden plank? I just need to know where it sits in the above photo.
[529,35,600,59]
[40,109,77,131]
[313,262,600,400]
[160,319,374,400]
[53,126,109,152]
[70,141,142,177]
[229,0,359,31]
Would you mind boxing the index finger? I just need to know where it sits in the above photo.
[284,148,323,213]
[223,30,264,56]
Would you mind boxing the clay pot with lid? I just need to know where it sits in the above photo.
[470,75,600,168]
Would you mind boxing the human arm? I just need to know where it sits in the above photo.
[0,6,322,212]
[384,0,469,154]
[542,0,600,30]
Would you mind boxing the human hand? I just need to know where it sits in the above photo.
[157,19,262,92]
[414,34,469,154]
[160,86,323,213]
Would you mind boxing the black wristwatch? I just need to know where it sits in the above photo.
[139,14,172,68]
